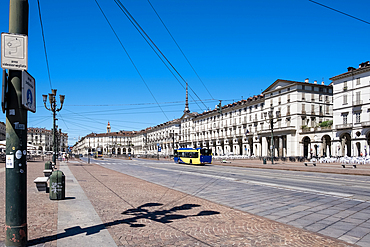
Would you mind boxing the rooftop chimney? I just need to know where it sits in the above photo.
[321,80,325,85]
[347,67,356,72]
[305,78,309,83]
[359,61,370,68]
[314,80,317,84]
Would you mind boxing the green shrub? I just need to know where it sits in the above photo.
[319,120,333,127]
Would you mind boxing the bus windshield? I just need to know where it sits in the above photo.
[200,149,212,156]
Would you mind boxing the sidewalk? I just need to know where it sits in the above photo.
[0,159,357,246]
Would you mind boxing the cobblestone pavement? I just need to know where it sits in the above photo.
[92,158,370,246]
[67,160,354,246]
[0,160,58,247]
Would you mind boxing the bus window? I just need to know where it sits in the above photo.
[174,150,178,157]
[187,152,198,158]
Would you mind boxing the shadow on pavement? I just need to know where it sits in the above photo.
[27,202,220,246]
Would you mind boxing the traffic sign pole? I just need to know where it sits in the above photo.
[5,1,29,246]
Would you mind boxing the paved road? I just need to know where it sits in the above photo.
[83,157,370,246]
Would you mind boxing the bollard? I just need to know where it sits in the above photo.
[263,158,266,164]
[49,170,65,200]
[45,161,52,170]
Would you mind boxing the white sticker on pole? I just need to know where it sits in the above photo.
[16,150,22,159]
[6,155,14,168]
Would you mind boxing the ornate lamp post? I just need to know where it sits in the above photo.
[264,107,279,164]
[42,89,65,165]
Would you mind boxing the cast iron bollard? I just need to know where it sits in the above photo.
[49,170,65,200]
[45,161,52,170]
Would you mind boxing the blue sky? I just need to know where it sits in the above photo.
[1,0,369,145]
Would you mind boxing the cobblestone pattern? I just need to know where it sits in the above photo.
[0,161,58,247]
[68,161,355,247]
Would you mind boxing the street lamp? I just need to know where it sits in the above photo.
[42,89,65,165]
[264,106,279,164]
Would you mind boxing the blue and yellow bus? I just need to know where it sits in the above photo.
[174,148,212,165]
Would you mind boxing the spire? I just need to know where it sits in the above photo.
[184,82,190,114]
[107,121,111,133]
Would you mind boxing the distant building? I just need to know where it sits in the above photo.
[330,61,370,157]
[72,122,134,156]
[177,79,333,158]
[27,127,68,154]
[0,121,5,141]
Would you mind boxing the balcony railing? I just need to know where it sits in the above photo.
[353,100,363,106]
[361,121,370,127]
[336,123,353,129]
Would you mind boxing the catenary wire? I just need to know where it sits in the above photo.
[112,0,204,112]
[94,0,169,121]
[36,0,53,90]
[309,0,370,25]
[147,0,214,100]
[113,0,208,111]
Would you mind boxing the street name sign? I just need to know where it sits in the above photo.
[21,70,35,113]
[1,33,28,71]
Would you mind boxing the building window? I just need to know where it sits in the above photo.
[302,116,306,125]
[342,114,348,125]
[319,95,323,101]
[356,91,361,104]
[343,94,347,105]
[356,78,361,85]
[355,112,361,123]
[319,87,323,92]
[344,81,348,91]
[302,93,305,100]
[302,85,305,90]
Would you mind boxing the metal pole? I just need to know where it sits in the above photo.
[5,1,29,246]
[271,117,274,165]
[53,99,56,165]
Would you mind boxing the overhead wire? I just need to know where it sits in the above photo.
[147,0,214,100]
[308,0,370,25]
[64,98,219,107]
[36,0,53,90]
[113,0,208,111]
[94,0,169,121]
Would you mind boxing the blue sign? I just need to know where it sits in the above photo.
[21,70,36,113]
[158,147,161,152]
